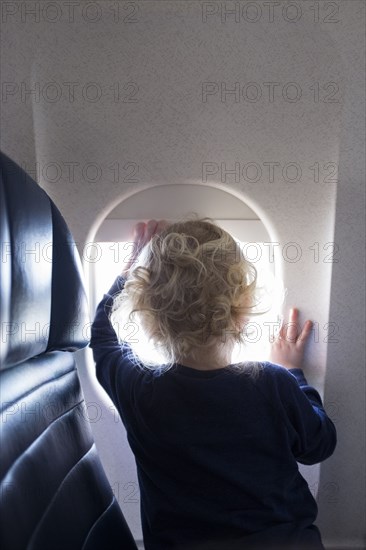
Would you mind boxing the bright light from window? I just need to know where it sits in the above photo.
[232,241,285,362]
[93,241,285,365]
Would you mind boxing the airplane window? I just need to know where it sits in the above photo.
[92,237,285,364]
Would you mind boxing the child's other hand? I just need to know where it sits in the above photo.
[269,308,313,371]
[133,219,170,249]
[122,219,170,276]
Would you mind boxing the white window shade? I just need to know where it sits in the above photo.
[94,219,270,243]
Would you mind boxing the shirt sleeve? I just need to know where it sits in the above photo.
[275,366,337,465]
[89,275,139,403]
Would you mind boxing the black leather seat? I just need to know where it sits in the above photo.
[0,152,137,550]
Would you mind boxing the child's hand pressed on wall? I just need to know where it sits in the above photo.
[121,219,170,277]
[269,308,313,371]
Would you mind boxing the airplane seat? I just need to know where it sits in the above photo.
[0,152,137,550]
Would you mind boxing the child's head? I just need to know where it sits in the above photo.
[110,217,259,372]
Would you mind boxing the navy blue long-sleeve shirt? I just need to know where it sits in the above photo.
[90,276,337,550]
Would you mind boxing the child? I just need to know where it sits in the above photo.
[90,218,337,550]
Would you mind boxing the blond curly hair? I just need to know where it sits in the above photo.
[110,217,263,374]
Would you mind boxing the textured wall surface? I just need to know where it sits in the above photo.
[1,1,365,547]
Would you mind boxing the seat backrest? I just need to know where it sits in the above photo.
[0,152,137,550]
